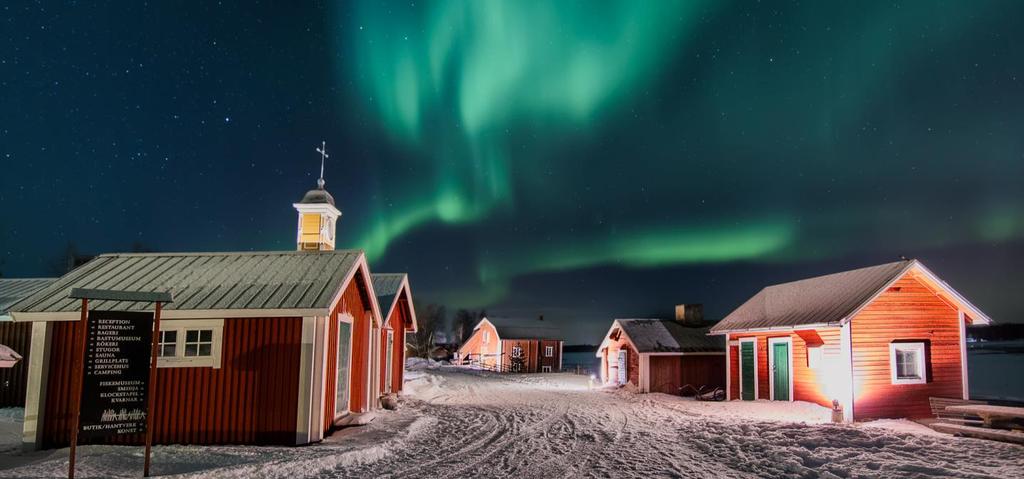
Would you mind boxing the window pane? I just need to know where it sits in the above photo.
[185,344,198,357]
[162,330,176,343]
[200,330,212,342]
[198,343,211,357]
[186,330,199,342]
[896,349,920,379]
[161,344,176,357]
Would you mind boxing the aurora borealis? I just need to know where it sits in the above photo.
[2,1,1023,341]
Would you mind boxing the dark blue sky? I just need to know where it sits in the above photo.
[2,2,1023,342]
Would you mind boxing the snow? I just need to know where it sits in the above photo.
[1,368,1022,478]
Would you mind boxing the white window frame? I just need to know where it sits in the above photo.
[511,345,523,358]
[542,366,552,373]
[544,345,554,357]
[889,342,927,385]
[156,319,224,369]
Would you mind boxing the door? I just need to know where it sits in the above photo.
[385,330,394,394]
[740,341,755,400]
[771,340,790,401]
[617,350,628,385]
[335,321,352,416]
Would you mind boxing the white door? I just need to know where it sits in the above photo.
[385,330,394,394]
[336,321,352,416]
[617,350,628,385]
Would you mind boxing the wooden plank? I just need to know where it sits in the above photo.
[931,422,1024,444]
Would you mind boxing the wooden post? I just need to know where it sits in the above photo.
[68,298,88,479]
[143,301,162,477]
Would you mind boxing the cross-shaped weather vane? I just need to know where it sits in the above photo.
[316,140,328,189]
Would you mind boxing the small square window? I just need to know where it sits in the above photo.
[158,330,177,358]
[544,346,554,357]
[184,329,215,358]
[889,342,927,385]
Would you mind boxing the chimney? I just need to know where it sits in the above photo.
[674,304,704,325]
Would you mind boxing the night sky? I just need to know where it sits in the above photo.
[2,2,1023,342]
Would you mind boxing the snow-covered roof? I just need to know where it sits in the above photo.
[0,343,23,368]
[710,259,992,333]
[481,317,562,341]
[0,278,56,318]
[610,319,723,353]
[7,251,365,316]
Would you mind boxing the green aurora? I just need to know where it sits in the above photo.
[336,1,1023,307]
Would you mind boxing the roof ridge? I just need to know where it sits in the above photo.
[762,259,911,290]
[97,249,365,258]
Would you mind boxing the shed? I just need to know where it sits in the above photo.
[709,259,992,422]
[372,273,418,396]
[457,317,563,373]
[0,278,55,407]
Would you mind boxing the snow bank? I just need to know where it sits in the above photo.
[405,357,443,370]
[0,408,23,455]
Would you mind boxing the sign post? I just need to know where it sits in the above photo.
[66,289,172,479]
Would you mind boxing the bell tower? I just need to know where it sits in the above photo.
[293,141,341,251]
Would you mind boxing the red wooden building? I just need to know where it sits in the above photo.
[596,305,724,393]
[709,259,992,422]
[0,278,55,407]
[457,317,563,373]
[372,273,417,395]
[6,178,412,448]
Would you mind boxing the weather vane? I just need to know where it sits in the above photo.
[315,140,329,189]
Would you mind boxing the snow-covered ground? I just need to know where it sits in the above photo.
[1,367,1022,478]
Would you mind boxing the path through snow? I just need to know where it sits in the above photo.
[0,368,1022,478]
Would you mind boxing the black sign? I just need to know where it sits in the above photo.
[78,310,154,440]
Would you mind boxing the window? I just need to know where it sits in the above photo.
[483,331,490,343]
[158,330,177,358]
[889,342,927,384]
[157,319,223,368]
[512,345,523,357]
[542,366,552,373]
[544,346,554,357]
[806,345,822,369]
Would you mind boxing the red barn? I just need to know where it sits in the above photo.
[596,306,725,394]
[457,317,563,373]
[9,250,385,448]
[372,273,417,395]
[709,259,992,422]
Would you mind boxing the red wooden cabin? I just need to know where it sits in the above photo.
[372,273,418,396]
[457,317,563,373]
[0,278,55,407]
[596,305,725,393]
[709,259,992,422]
[9,250,385,448]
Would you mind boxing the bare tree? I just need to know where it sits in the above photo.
[411,303,446,358]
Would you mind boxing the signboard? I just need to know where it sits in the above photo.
[78,310,154,440]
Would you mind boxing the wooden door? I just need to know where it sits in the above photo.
[336,321,352,416]
[740,341,755,400]
[385,330,394,394]
[771,341,790,401]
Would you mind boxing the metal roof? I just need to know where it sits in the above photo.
[616,319,724,353]
[483,317,562,341]
[710,260,912,333]
[371,273,405,317]
[0,278,57,317]
[7,250,363,315]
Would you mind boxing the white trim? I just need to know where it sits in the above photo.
[725,333,731,400]
[155,319,224,369]
[334,313,355,418]
[541,365,552,373]
[738,338,758,400]
[385,329,394,394]
[544,345,554,357]
[295,316,316,445]
[768,337,794,401]
[22,321,52,449]
[840,322,855,422]
[959,311,969,400]
[558,342,563,371]
[311,316,327,442]
[889,342,927,385]
[709,322,839,336]
[639,353,650,392]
